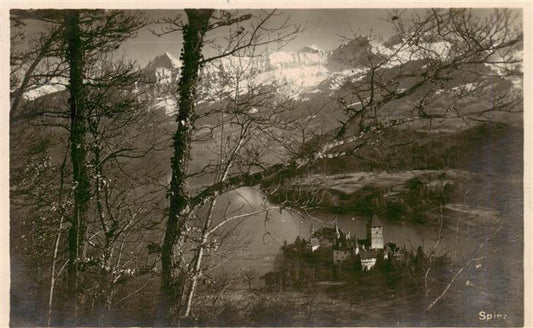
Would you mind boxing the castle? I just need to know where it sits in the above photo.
[310,215,385,270]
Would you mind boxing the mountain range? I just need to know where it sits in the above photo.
[144,36,520,105]
[142,43,335,100]
[21,36,522,135]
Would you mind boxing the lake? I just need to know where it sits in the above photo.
[208,186,488,277]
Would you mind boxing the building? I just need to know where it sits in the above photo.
[311,215,385,269]
[359,249,379,270]
[332,228,356,264]
[369,215,384,249]
[355,215,384,269]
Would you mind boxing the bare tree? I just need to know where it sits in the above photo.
[180,46,303,318]
[63,12,90,321]
[61,11,155,323]
[324,8,522,160]
[400,204,504,322]
[312,10,522,316]
[10,9,154,325]
[156,9,300,322]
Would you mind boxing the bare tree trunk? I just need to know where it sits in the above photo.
[183,86,247,317]
[47,145,69,326]
[47,215,64,327]
[64,9,90,323]
[157,9,213,324]
[183,196,217,318]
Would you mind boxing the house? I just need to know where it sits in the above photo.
[332,230,356,264]
[359,249,379,270]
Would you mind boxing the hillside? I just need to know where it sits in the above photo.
[264,123,522,223]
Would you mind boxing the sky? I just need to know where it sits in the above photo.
[122,9,397,67]
[13,8,520,68]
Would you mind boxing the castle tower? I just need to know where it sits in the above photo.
[370,215,384,249]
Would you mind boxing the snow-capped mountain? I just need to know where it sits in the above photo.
[266,44,329,70]
[143,45,333,100]
[22,82,66,101]
[143,52,181,84]
[20,36,523,124]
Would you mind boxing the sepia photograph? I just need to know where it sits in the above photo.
[6,3,527,326]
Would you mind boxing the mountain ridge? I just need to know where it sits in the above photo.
[20,37,522,133]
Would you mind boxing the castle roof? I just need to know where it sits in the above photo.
[333,238,355,251]
[371,215,383,227]
[359,249,379,260]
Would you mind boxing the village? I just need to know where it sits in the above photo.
[261,215,407,289]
